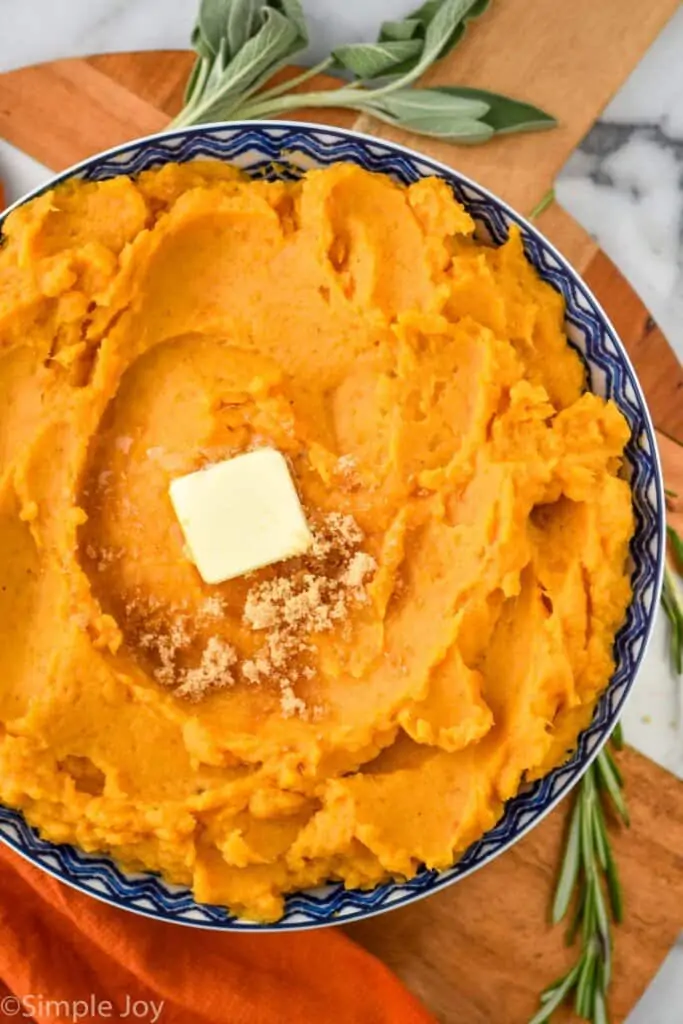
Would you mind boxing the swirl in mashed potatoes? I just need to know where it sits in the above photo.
[0,161,633,920]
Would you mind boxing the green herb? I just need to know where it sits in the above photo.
[170,0,556,144]
[662,526,683,677]
[528,187,555,222]
[529,732,628,1024]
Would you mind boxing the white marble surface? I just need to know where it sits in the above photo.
[557,3,683,366]
[0,2,682,1021]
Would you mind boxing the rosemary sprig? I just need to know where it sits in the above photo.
[662,525,683,678]
[530,732,628,1024]
[528,187,555,222]
[170,0,556,144]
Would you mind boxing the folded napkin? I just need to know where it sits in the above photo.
[0,842,434,1024]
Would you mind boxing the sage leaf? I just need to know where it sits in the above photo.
[332,41,423,79]
[370,87,488,121]
[467,0,492,14]
[198,0,233,57]
[172,0,557,143]
[191,20,215,62]
[226,0,261,59]
[183,0,308,124]
[278,0,309,41]
[194,6,307,122]
[365,87,492,142]
[183,53,211,105]
[431,86,557,134]
[369,108,494,142]
[203,36,231,95]
[414,0,491,67]
[378,17,423,42]
[370,0,491,82]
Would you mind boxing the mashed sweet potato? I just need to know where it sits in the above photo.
[0,161,633,920]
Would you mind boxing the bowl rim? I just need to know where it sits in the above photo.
[0,120,666,930]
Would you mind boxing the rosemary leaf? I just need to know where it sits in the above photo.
[552,791,582,924]
[593,988,609,1024]
[662,526,683,677]
[566,880,586,946]
[592,876,611,985]
[592,800,609,872]
[611,722,624,751]
[668,525,683,569]
[575,945,598,1020]
[527,963,582,1024]
[601,746,624,788]
[603,841,624,925]
[594,750,630,826]
[531,743,629,1023]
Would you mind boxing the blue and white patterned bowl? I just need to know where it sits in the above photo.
[0,123,665,931]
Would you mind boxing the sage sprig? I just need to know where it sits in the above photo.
[530,732,628,1024]
[170,0,556,144]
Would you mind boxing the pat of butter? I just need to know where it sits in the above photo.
[169,448,312,584]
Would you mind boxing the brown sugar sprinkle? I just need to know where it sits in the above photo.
[83,543,124,573]
[341,551,377,590]
[138,616,237,701]
[115,436,134,454]
[139,615,192,689]
[242,511,376,717]
[174,636,237,701]
[334,454,361,490]
[198,596,226,619]
[123,513,373,712]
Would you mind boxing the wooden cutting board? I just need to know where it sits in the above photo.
[1,1,682,1020]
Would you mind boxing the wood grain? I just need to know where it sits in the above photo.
[2,8,683,1018]
[0,59,167,168]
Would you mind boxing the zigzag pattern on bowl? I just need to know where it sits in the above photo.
[0,124,664,930]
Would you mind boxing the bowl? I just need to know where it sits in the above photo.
[0,122,665,931]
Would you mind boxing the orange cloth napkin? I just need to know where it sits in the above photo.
[0,842,435,1024]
